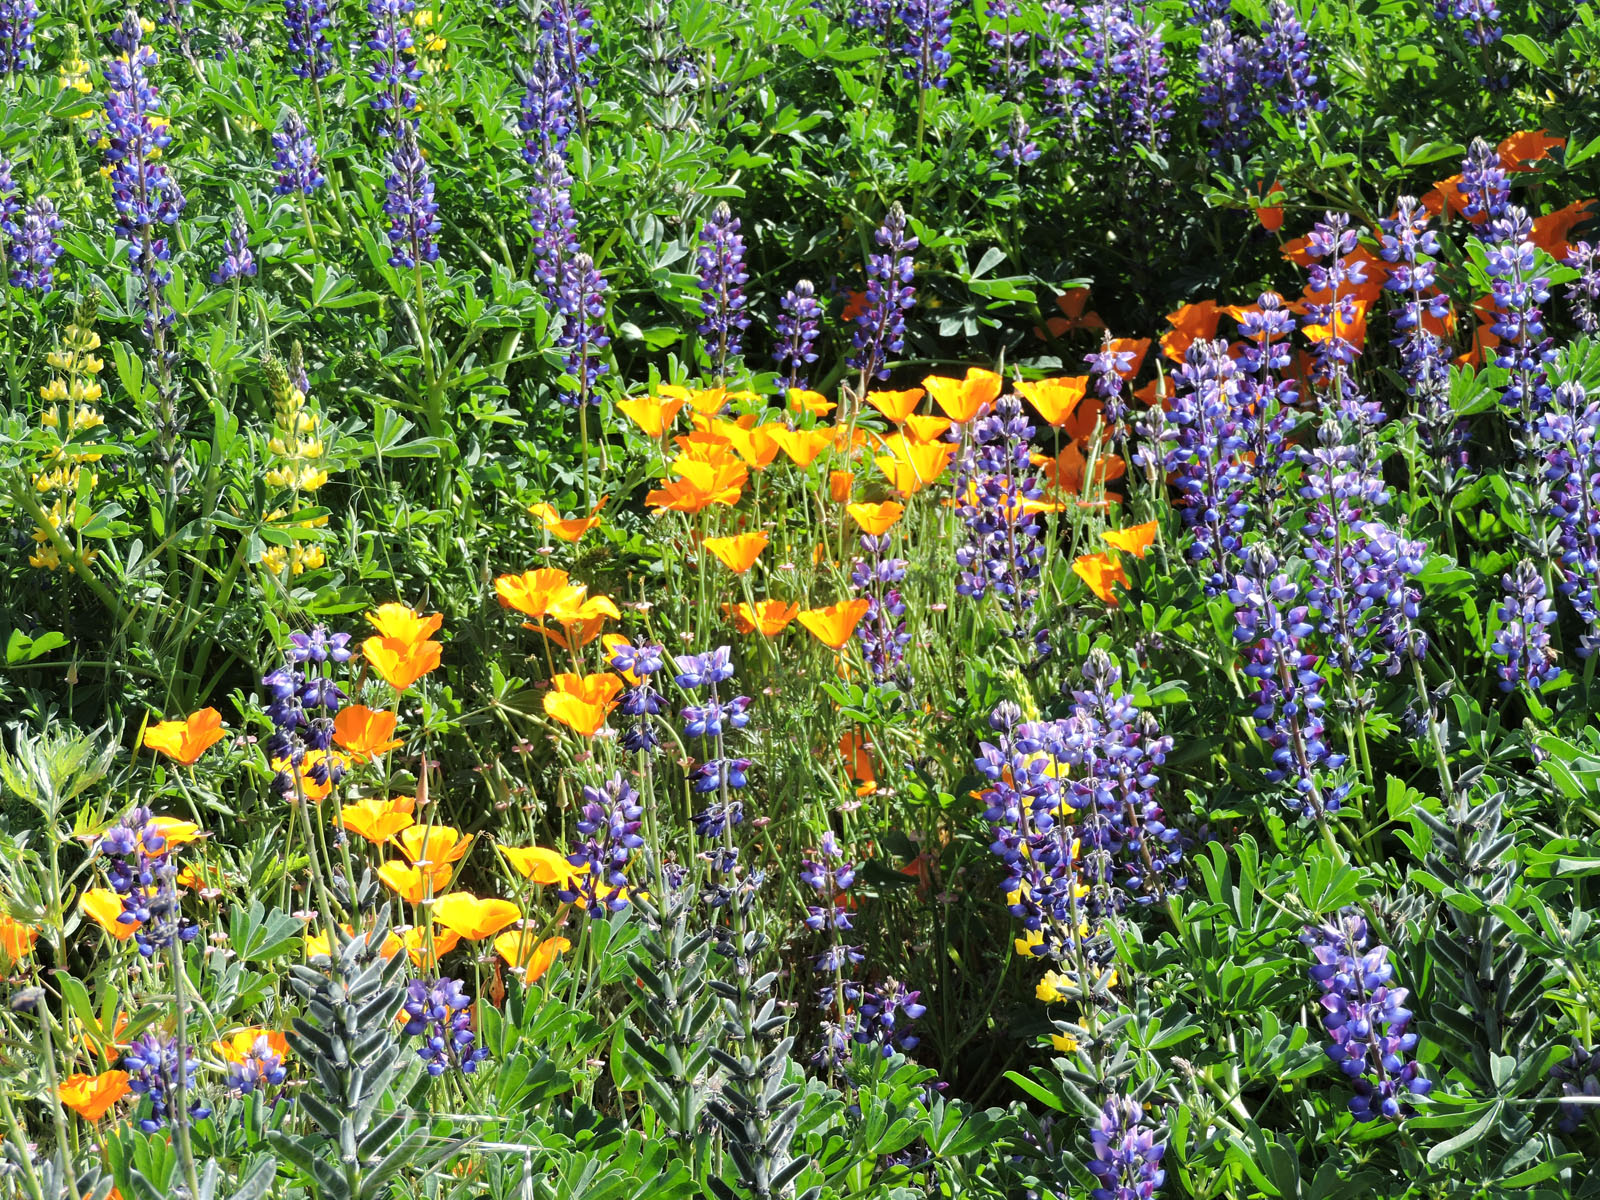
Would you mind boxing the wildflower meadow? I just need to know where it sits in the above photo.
[3,0,1600,1197]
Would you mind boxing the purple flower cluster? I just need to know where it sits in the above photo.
[900,0,953,90]
[540,0,597,96]
[262,625,352,798]
[1303,911,1431,1121]
[1302,213,1379,427]
[1195,16,1260,156]
[366,0,420,128]
[0,0,38,73]
[559,775,644,912]
[695,202,751,377]
[273,108,325,196]
[99,806,199,959]
[123,1032,210,1132]
[1229,552,1349,818]
[773,279,822,392]
[1540,382,1600,653]
[383,122,441,269]
[8,197,63,293]
[283,0,334,81]
[1087,1095,1166,1200]
[1041,1,1172,152]
[855,979,927,1057]
[555,251,610,404]
[1234,292,1298,505]
[1434,0,1501,46]
[103,12,186,337]
[1567,241,1600,333]
[402,977,490,1075]
[675,647,752,833]
[1258,0,1323,122]
[1481,208,1554,425]
[519,46,574,165]
[955,392,1049,652]
[1490,560,1560,692]
[1459,139,1509,235]
[1161,339,1250,594]
[225,1035,288,1098]
[849,204,918,385]
[801,832,865,1069]
[610,640,667,753]
[1379,197,1452,402]
[1552,1045,1600,1134]
[852,523,910,683]
[212,208,256,284]
[984,0,1030,99]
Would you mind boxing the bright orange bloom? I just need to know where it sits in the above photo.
[1105,338,1150,380]
[923,368,1001,423]
[901,413,953,443]
[81,888,137,940]
[874,434,957,496]
[841,290,868,322]
[550,591,622,627]
[0,915,38,964]
[1035,442,1127,498]
[496,568,585,618]
[215,1029,290,1064]
[142,708,225,764]
[787,389,836,417]
[362,636,442,691]
[829,470,855,502]
[524,614,613,651]
[1160,301,1224,362]
[1073,553,1129,605]
[646,457,749,512]
[704,531,769,573]
[529,496,607,542]
[272,749,349,803]
[338,797,415,844]
[1035,287,1106,339]
[544,671,623,736]
[1102,521,1158,558]
[717,421,783,470]
[377,860,455,904]
[304,923,404,961]
[58,1071,130,1121]
[797,599,871,649]
[1529,200,1594,261]
[729,598,801,636]
[1014,376,1089,426]
[397,824,473,866]
[947,480,1064,522]
[494,932,571,979]
[398,925,460,967]
[839,729,876,789]
[366,603,444,647]
[432,893,522,940]
[147,816,203,850]
[654,383,730,417]
[848,501,904,535]
[499,845,584,886]
[1255,181,1286,232]
[866,388,925,423]
[770,427,835,468]
[617,394,686,437]
[333,706,403,761]
[1499,129,1564,172]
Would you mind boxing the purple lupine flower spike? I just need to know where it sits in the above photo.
[1087,1094,1166,1200]
[610,640,666,753]
[1302,212,1380,427]
[273,108,325,196]
[1161,338,1250,594]
[695,201,750,379]
[849,203,918,386]
[555,251,610,406]
[539,0,597,97]
[283,0,334,81]
[99,806,201,959]
[1459,139,1510,237]
[1434,0,1501,46]
[0,0,39,73]
[852,529,910,683]
[1042,2,1173,153]
[1491,560,1560,692]
[1303,911,1431,1121]
[402,977,491,1075]
[676,646,751,835]
[211,208,256,284]
[10,197,64,292]
[774,279,823,393]
[802,832,865,1071]
[558,775,644,911]
[383,121,441,269]
[518,43,573,164]
[226,1035,288,1098]
[901,0,953,90]
[366,0,420,130]
[0,155,19,244]
[123,1032,210,1131]
[1195,14,1259,156]
[1567,242,1600,333]
[1258,0,1324,123]
[1482,206,1554,427]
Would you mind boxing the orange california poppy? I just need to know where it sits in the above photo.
[431,893,522,941]
[494,932,571,980]
[338,797,415,844]
[847,501,905,535]
[377,859,456,904]
[362,636,443,691]
[1529,200,1594,261]
[81,889,137,940]
[841,290,868,322]
[1133,376,1173,410]
[1102,521,1158,558]
[704,531,769,573]
[544,671,623,736]
[874,435,957,496]
[1035,287,1106,339]
[1036,442,1127,498]
[549,591,621,628]
[787,389,836,417]
[1014,376,1089,427]
[398,925,460,967]
[495,568,585,619]
[366,603,444,647]
[142,708,225,765]
[797,599,871,649]
[58,1071,131,1121]
[214,1028,290,1065]
[1073,553,1129,605]
[617,394,686,437]
[717,421,783,470]
[729,598,801,636]
[0,915,38,964]
[1499,129,1564,172]
[839,729,876,787]
[1105,338,1150,380]
[900,413,952,443]
[304,923,404,961]
[333,706,404,761]
[1296,247,1388,307]
[529,496,608,542]
[646,457,749,512]
[866,388,925,423]
[653,384,728,417]
[829,470,855,502]
[499,844,584,887]
[145,816,202,852]
[923,368,1001,423]
[1255,181,1286,232]
[397,824,473,866]
[523,618,608,652]
[1160,301,1224,362]
[770,427,835,468]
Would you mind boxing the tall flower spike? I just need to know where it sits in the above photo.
[559,775,644,911]
[1087,1095,1167,1200]
[1567,241,1600,334]
[1195,14,1259,156]
[555,251,610,406]
[366,0,420,129]
[1482,206,1553,428]
[211,208,256,284]
[539,0,597,97]
[694,202,750,380]
[774,279,823,393]
[1258,0,1323,122]
[1161,338,1250,594]
[122,1032,210,1132]
[900,0,953,90]
[518,43,573,164]
[1490,560,1559,692]
[383,122,441,269]
[0,0,39,73]
[273,108,325,196]
[283,0,335,81]
[1042,2,1173,153]
[849,204,918,387]
[9,198,64,293]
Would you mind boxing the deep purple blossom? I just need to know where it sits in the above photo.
[774,279,823,392]
[1161,339,1250,594]
[226,1035,288,1098]
[0,0,39,73]
[273,108,325,196]
[1491,560,1560,692]
[555,251,610,404]
[402,977,490,1075]
[852,533,911,682]
[1195,16,1259,156]
[849,203,918,385]
[283,0,334,81]
[1258,0,1323,122]
[211,208,256,284]
[518,44,574,165]
[677,647,752,833]
[1041,1,1172,152]
[559,775,644,911]
[1087,1095,1166,1200]
[900,0,953,90]
[695,202,750,376]
[1541,382,1600,653]
[855,979,926,1056]
[611,640,667,753]
[1434,0,1501,46]
[366,0,420,127]
[1567,241,1600,333]
[123,1032,210,1132]
[539,0,597,96]
[1459,139,1510,236]
[9,197,63,293]
[99,806,200,959]
[383,122,440,269]
[1482,207,1554,425]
